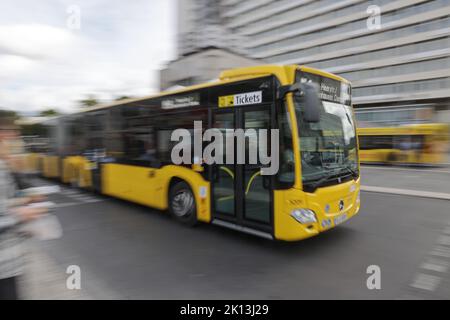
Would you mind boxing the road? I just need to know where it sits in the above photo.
[361,165,450,194]
[19,165,450,299]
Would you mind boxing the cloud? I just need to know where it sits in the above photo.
[0,54,36,75]
[0,24,79,60]
[0,0,176,114]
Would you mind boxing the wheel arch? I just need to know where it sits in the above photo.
[161,165,211,223]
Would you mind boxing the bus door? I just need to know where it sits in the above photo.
[209,106,273,235]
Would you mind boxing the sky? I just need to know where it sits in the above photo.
[0,0,177,115]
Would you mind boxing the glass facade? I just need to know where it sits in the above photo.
[215,0,450,117]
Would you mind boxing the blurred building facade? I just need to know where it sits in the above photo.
[176,0,248,56]
[160,0,257,90]
[160,48,260,91]
[163,0,450,126]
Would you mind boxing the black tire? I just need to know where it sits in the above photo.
[386,152,397,164]
[168,181,197,226]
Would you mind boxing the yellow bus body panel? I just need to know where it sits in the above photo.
[62,156,93,187]
[78,157,93,188]
[62,156,82,184]
[102,164,211,223]
[358,124,450,165]
[42,155,60,178]
[25,153,41,173]
[359,149,395,163]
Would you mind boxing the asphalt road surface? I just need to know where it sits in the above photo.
[20,166,450,299]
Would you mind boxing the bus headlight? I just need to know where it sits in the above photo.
[291,209,317,224]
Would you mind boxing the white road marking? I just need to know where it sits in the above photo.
[406,218,450,297]
[61,190,79,194]
[52,201,103,209]
[410,273,441,291]
[31,179,103,206]
[437,235,450,246]
[81,199,102,204]
[361,185,450,200]
[420,259,449,273]
[60,190,103,203]
[72,196,99,201]
[52,202,80,208]
[430,246,450,258]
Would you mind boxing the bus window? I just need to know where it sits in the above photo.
[359,135,394,150]
[277,101,295,186]
[120,107,157,165]
[65,116,86,155]
[358,136,373,150]
[155,109,208,165]
[394,135,424,152]
[85,111,107,151]
[124,127,156,163]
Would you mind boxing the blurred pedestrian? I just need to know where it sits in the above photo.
[0,114,46,300]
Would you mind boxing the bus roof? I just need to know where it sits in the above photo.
[29,64,350,120]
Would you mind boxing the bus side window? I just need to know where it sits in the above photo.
[374,135,393,150]
[66,116,86,156]
[113,106,157,165]
[104,107,125,159]
[155,109,208,166]
[358,136,372,150]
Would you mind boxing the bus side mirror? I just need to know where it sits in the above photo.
[297,83,321,123]
[278,83,321,123]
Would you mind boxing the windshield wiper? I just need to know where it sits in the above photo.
[305,166,358,191]
[305,168,340,190]
[336,165,358,178]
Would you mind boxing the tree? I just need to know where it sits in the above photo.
[115,96,133,102]
[39,109,59,117]
[79,95,99,108]
[0,109,20,121]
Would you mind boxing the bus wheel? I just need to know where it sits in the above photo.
[386,152,397,165]
[169,181,197,226]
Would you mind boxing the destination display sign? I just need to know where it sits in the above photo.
[298,72,351,106]
[161,93,200,110]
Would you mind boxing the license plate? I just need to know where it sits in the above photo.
[334,214,348,226]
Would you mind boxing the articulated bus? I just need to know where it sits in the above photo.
[358,124,450,166]
[24,65,360,241]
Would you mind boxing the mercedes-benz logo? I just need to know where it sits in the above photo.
[339,200,344,211]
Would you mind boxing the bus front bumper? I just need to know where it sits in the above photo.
[274,178,361,241]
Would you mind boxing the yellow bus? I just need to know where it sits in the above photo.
[18,117,54,174]
[26,65,360,241]
[358,124,450,166]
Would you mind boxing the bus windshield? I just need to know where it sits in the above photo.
[294,74,359,190]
